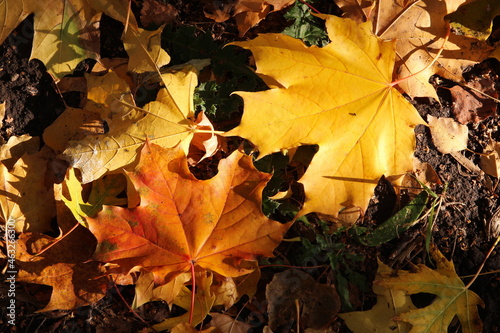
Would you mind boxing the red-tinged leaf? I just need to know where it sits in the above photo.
[86,142,290,285]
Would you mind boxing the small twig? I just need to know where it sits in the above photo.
[109,276,158,332]
[31,222,80,260]
[297,0,321,14]
[465,235,500,289]
[390,23,451,87]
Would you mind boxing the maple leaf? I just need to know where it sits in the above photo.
[339,259,416,333]
[377,244,484,333]
[0,0,101,79]
[86,142,290,285]
[335,0,494,99]
[226,15,424,218]
[44,67,216,183]
[15,202,108,312]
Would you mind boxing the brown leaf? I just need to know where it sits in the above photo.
[140,0,178,28]
[450,79,499,124]
[16,202,108,312]
[266,269,341,330]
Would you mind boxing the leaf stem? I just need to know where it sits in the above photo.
[189,260,196,326]
[109,276,158,332]
[390,23,451,88]
[465,235,500,289]
[298,0,321,14]
[30,222,80,260]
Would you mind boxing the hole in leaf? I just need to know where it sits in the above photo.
[410,292,436,308]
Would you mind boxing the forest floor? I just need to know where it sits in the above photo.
[1,1,500,332]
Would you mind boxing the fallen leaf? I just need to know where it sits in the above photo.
[427,115,469,154]
[480,140,500,177]
[377,244,484,333]
[227,15,424,218]
[209,313,252,333]
[0,0,101,79]
[44,67,214,183]
[132,271,191,309]
[0,135,39,167]
[172,323,217,333]
[211,274,238,309]
[446,0,500,41]
[0,147,56,233]
[86,142,290,285]
[152,272,217,331]
[336,0,494,99]
[339,259,416,333]
[266,269,341,330]
[140,0,178,28]
[204,0,295,36]
[450,79,499,124]
[16,202,108,312]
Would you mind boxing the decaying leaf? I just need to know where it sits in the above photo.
[450,79,499,124]
[336,0,494,99]
[227,15,424,218]
[86,142,290,285]
[339,259,416,333]
[377,244,484,333]
[427,115,469,154]
[266,269,341,331]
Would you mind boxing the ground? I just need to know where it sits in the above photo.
[1,1,499,332]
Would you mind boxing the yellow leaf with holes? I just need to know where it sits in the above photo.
[226,15,424,218]
[339,259,416,332]
[377,245,484,333]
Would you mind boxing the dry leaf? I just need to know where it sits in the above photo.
[450,79,499,124]
[209,313,252,333]
[44,67,215,183]
[140,0,178,28]
[16,203,108,312]
[480,140,500,177]
[132,271,191,309]
[427,115,469,154]
[86,142,290,285]
[227,15,424,218]
[266,269,341,330]
[336,0,494,99]
[152,272,217,331]
[0,147,56,233]
[377,244,484,333]
[204,0,294,36]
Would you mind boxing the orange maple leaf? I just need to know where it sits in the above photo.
[86,142,290,285]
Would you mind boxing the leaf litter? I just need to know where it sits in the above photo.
[0,0,500,332]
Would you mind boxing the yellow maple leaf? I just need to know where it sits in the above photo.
[335,0,493,99]
[377,244,484,333]
[339,259,416,333]
[226,15,425,218]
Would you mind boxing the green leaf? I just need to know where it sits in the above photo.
[359,191,428,246]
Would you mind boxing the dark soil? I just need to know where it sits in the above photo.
[1,1,500,332]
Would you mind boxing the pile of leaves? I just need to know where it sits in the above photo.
[1,0,500,331]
